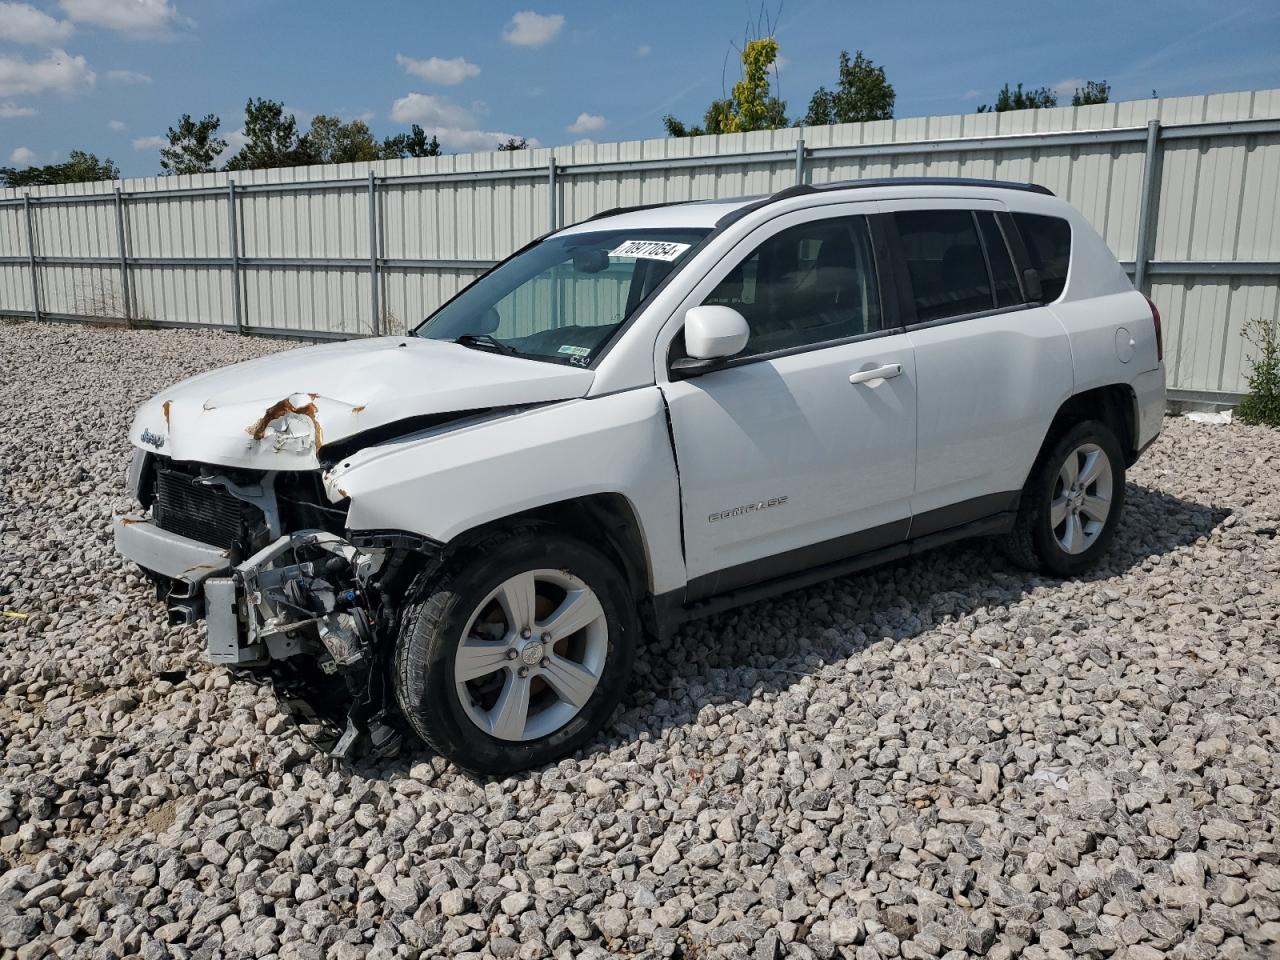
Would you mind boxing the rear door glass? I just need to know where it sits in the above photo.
[894,210,993,322]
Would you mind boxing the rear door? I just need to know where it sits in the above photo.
[657,204,918,600]
[879,200,1073,533]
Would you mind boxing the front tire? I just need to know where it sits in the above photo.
[393,528,638,776]
[1005,419,1126,577]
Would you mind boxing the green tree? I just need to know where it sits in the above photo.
[977,83,1059,113]
[0,150,120,187]
[496,137,529,151]
[301,114,380,164]
[380,124,442,159]
[664,36,787,137]
[160,113,226,175]
[1071,80,1111,107]
[224,98,310,171]
[802,50,895,126]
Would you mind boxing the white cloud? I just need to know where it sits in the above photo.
[573,138,594,147]
[131,134,165,151]
[60,0,182,36]
[388,92,538,152]
[0,2,73,44]
[9,145,36,164]
[962,89,982,100]
[107,118,125,130]
[0,48,94,97]
[1054,77,1085,95]
[396,53,480,85]
[389,92,474,127]
[773,55,789,72]
[105,69,150,84]
[567,111,605,134]
[0,102,37,118]
[635,44,651,57]
[502,10,564,47]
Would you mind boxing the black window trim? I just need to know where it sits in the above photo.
[666,210,906,378]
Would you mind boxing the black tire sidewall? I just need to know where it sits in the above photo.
[1029,420,1126,576]
[395,531,638,776]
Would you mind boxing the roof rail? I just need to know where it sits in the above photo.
[716,176,1054,227]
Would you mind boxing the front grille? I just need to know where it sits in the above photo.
[154,467,252,550]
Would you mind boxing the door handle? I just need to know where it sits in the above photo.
[849,363,903,385]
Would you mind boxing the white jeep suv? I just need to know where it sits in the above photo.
[114,177,1165,773]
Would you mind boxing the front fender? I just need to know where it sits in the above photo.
[325,389,686,594]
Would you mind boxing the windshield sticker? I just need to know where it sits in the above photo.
[608,239,692,262]
[557,344,591,358]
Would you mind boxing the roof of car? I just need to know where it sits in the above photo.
[557,177,1054,235]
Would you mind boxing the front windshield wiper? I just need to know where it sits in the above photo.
[453,334,519,357]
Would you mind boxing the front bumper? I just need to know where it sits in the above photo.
[113,517,229,581]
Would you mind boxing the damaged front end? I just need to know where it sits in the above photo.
[115,450,435,761]
[208,530,406,759]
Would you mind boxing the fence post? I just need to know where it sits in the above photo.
[22,194,40,322]
[113,187,133,325]
[1133,119,1161,295]
[795,137,806,186]
[368,170,381,337]
[548,156,558,232]
[226,180,243,334]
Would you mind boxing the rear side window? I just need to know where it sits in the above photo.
[1013,213,1071,302]
[894,210,993,322]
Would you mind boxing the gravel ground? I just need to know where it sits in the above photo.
[1,319,1279,960]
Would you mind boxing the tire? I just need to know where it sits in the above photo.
[1004,419,1126,577]
[393,527,638,776]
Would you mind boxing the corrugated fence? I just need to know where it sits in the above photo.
[2,88,1279,401]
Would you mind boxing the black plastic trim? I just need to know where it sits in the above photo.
[908,491,1021,539]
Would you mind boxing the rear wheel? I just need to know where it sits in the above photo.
[1005,419,1126,576]
[393,529,638,775]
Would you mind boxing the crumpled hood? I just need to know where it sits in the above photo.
[128,335,595,470]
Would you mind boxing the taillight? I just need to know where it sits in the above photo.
[1144,295,1163,363]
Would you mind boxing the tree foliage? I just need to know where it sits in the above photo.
[301,114,380,165]
[977,83,1059,113]
[224,98,310,171]
[497,137,529,151]
[664,37,786,137]
[801,50,895,126]
[0,151,120,187]
[160,113,226,175]
[1071,80,1111,107]
[380,124,442,159]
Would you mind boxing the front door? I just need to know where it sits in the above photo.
[658,206,917,600]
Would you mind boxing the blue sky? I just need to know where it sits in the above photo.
[2,0,1278,176]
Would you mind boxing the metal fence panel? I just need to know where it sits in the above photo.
[2,88,1279,397]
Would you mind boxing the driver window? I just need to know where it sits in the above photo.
[702,215,882,358]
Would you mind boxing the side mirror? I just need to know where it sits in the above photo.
[683,305,750,360]
[1022,267,1044,302]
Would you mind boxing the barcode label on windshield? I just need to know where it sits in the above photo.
[608,239,692,262]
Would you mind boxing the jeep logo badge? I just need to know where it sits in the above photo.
[139,428,165,449]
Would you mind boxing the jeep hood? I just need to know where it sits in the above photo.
[128,335,595,470]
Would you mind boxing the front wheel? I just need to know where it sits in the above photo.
[1004,419,1126,577]
[393,529,638,775]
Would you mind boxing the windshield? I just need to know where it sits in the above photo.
[415,227,709,365]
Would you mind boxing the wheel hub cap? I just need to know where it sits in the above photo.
[519,640,545,666]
